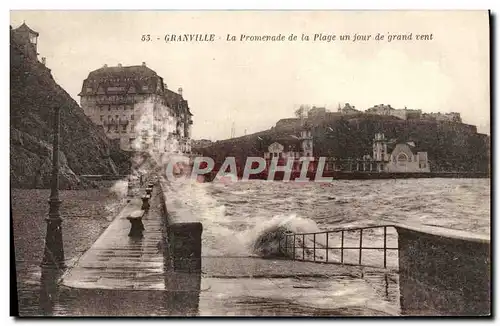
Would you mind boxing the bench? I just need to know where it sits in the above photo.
[141,194,151,210]
[127,210,145,237]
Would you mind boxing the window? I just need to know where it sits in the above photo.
[107,86,126,92]
[122,124,127,132]
[100,115,104,121]
[397,153,408,166]
[131,115,134,120]
[108,106,111,111]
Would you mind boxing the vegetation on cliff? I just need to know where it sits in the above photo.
[10,30,131,188]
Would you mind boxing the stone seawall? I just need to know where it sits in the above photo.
[395,224,490,316]
[159,180,203,274]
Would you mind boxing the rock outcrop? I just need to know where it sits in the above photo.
[10,29,130,189]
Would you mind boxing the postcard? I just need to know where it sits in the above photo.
[10,10,490,317]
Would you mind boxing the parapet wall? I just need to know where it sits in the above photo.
[159,180,203,273]
[395,224,490,316]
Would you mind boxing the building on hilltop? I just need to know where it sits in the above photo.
[422,112,462,123]
[263,128,314,172]
[192,139,213,148]
[275,118,300,129]
[365,104,423,120]
[79,63,193,153]
[11,22,40,61]
[334,101,461,123]
[307,106,327,118]
[338,103,361,115]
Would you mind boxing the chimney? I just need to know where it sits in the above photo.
[164,83,168,90]
[118,63,122,67]
[41,57,46,66]
[103,64,108,68]
[142,62,146,66]
[178,87,183,96]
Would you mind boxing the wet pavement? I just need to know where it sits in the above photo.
[61,195,165,290]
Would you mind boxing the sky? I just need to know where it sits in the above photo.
[10,10,490,139]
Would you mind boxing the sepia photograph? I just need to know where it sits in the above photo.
[9,10,491,317]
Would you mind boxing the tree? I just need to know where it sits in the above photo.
[294,104,311,119]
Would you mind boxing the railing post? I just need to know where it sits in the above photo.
[285,234,288,257]
[325,232,329,263]
[341,230,344,264]
[302,234,305,261]
[278,234,282,254]
[313,233,316,262]
[383,226,387,268]
[359,229,363,265]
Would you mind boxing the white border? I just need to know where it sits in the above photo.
[4,1,497,325]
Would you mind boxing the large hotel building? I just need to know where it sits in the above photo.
[79,63,193,153]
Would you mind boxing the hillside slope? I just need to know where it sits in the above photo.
[10,30,130,188]
[197,115,490,173]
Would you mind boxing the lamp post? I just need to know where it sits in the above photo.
[41,107,65,269]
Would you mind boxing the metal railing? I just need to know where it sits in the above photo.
[278,225,398,269]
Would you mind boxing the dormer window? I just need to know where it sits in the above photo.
[86,87,93,93]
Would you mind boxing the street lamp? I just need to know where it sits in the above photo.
[41,107,65,269]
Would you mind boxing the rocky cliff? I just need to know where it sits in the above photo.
[10,30,130,189]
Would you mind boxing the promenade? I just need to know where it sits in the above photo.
[56,180,399,316]
[61,194,165,290]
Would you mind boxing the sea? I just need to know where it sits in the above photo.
[164,177,491,257]
[160,177,490,315]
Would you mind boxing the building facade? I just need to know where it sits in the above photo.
[366,104,423,121]
[338,103,361,115]
[369,133,430,173]
[79,63,193,153]
[422,112,462,123]
[263,129,314,172]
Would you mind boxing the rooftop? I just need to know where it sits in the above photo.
[13,22,39,36]
[87,64,158,79]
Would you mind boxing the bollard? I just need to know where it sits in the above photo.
[128,219,145,237]
[167,222,203,272]
[127,180,133,202]
[141,195,150,210]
